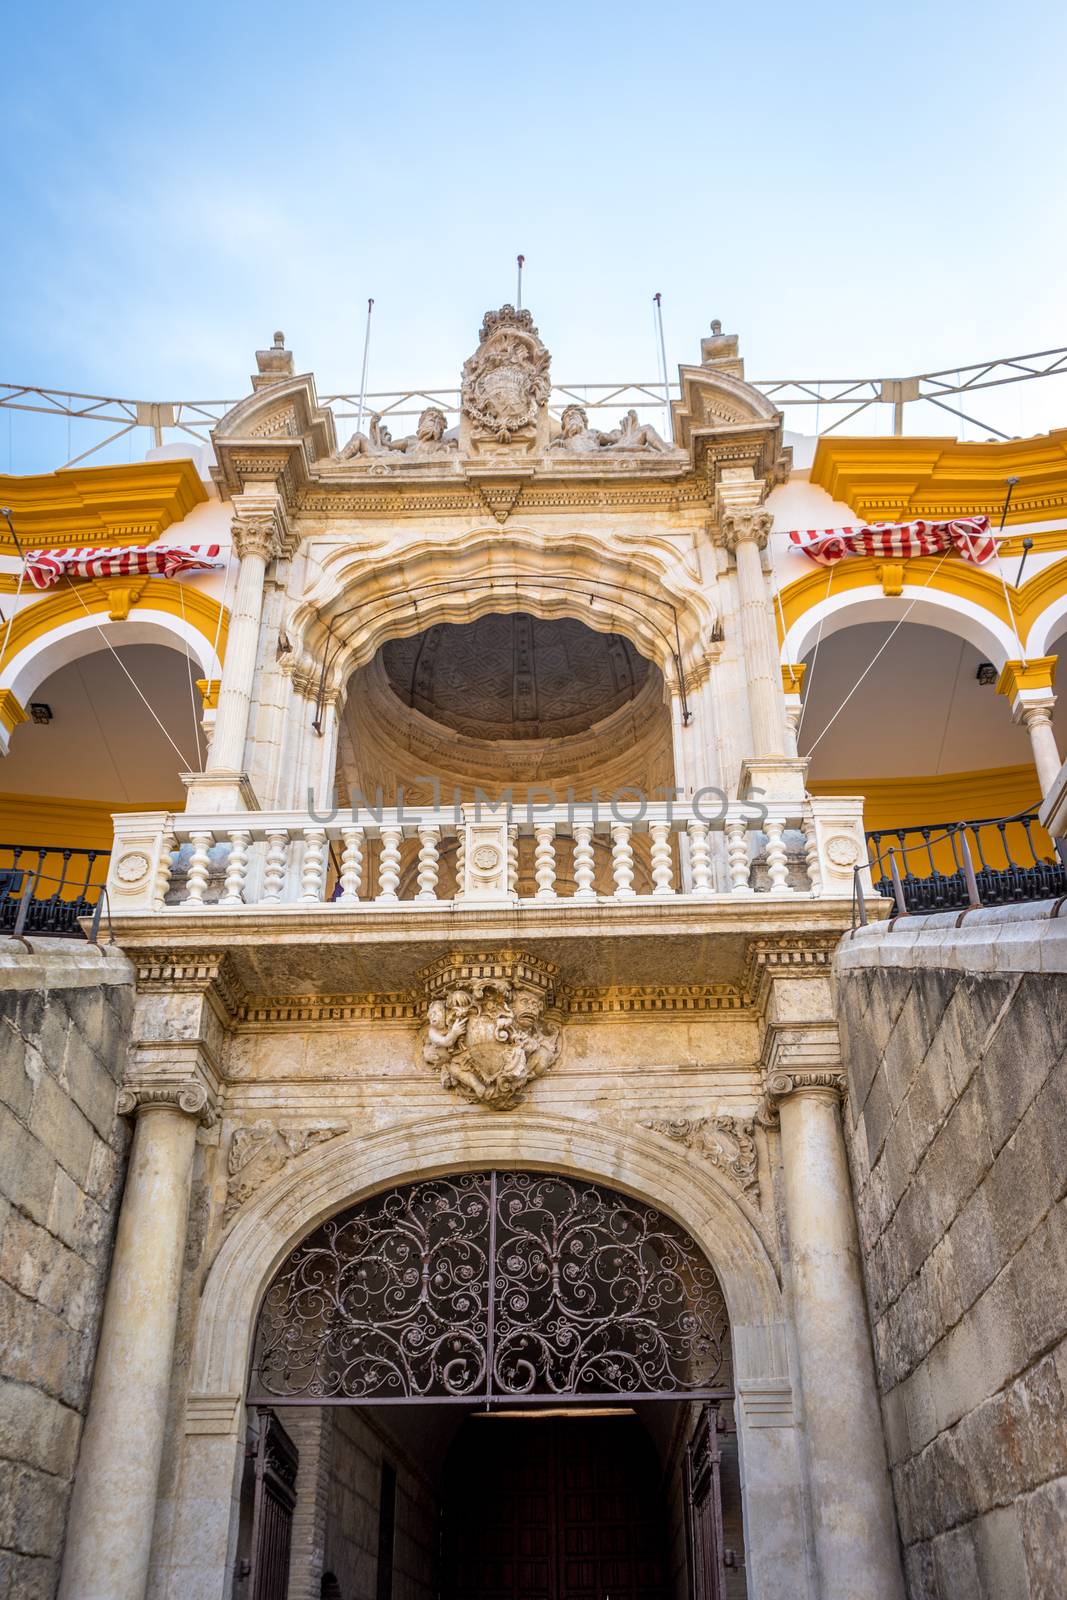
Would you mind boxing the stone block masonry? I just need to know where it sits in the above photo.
[0,939,135,1600]
[836,906,1067,1600]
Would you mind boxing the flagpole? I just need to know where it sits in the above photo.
[653,293,673,442]
[516,255,525,311]
[355,298,374,438]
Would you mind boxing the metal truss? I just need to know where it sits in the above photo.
[2,347,1065,471]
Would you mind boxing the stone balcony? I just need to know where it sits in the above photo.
[103,794,873,997]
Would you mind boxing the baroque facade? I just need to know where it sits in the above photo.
[2,309,1067,1600]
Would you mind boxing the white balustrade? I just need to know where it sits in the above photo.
[112,794,852,916]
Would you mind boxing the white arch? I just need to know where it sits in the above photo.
[1024,594,1067,660]
[0,608,221,709]
[781,583,1019,668]
[162,1113,812,1600]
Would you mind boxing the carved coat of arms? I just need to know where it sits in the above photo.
[461,305,551,443]
[420,957,562,1109]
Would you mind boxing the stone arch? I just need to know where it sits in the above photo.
[170,1114,805,1600]
[191,1111,785,1404]
[287,524,715,694]
[1024,589,1067,659]
[781,581,1018,669]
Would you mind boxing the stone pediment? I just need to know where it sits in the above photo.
[212,353,337,503]
[671,365,787,488]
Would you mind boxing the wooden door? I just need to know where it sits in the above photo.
[442,1416,667,1600]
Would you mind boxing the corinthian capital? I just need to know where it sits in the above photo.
[720,508,773,553]
[231,512,284,563]
[117,1079,217,1127]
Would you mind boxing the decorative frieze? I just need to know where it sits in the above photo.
[640,1112,759,1198]
[224,1119,350,1220]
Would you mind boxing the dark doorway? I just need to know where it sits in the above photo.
[441,1414,668,1600]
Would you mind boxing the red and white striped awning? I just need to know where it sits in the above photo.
[23,544,221,591]
[787,515,995,567]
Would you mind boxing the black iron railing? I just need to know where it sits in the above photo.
[0,843,110,938]
[863,809,1067,917]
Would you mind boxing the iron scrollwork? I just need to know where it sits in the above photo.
[251,1172,731,1403]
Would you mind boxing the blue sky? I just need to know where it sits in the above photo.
[3,0,1066,469]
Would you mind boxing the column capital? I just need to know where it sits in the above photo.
[719,506,773,554]
[117,1077,218,1127]
[759,1015,844,1121]
[231,508,290,563]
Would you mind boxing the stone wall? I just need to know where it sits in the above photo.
[0,940,134,1600]
[836,907,1067,1600]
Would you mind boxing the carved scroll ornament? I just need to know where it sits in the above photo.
[641,1113,759,1198]
[224,1119,349,1220]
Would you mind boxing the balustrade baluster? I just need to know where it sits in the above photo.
[764,819,792,893]
[686,819,714,899]
[261,830,290,904]
[802,814,822,896]
[726,820,753,894]
[533,824,557,900]
[572,825,596,901]
[153,830,175,910]
[183,830,214,907]
[454,826,466,902]
[650,822,675,896]
[416,826,441,902]
[377,826,403,903]
[507,825,519,896]
[337,827,365,904]
[610,822,636,899]
[219,829,251,905]
[300,828,327,902]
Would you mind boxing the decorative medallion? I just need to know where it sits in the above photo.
[471,843,501,871]
[461,305,551,444]
[115,850,151,884]
[419,951,562,1109]
[825,833,862,868]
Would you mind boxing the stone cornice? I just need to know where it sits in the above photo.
[0,459,208,552]
[134,949,246,1024]
[740,935,839,1009]
[296,476,710,519]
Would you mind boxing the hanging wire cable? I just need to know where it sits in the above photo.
[801,546,957,759]
[991,478,1024,659]
[61,577,195,768]
[794,559,836,743]
[177,578,205,768]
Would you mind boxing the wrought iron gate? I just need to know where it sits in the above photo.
[249,1171,731,1404]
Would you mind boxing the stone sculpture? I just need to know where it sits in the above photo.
[340,406,458,460]
[549,404,673,454]
[640,1112,759,1197]
[421,976,561,1109]
[461,305,551,443]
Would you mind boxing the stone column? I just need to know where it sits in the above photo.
[997,657,1062,798]
[766,1051,904,1600]
[721,508,786,758]
[207,512,281,781]
[57,1082,213,1600]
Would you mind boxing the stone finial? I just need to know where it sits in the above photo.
[701,321,743,374]
[253,330,295,390]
